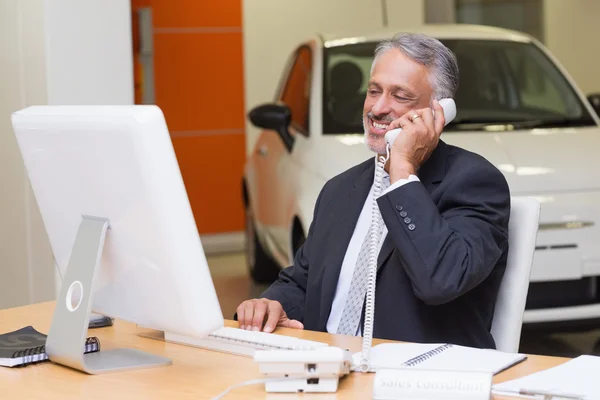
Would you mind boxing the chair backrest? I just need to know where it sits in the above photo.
[491,196,541,353]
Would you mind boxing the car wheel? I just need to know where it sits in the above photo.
[593,338,600,355]
[244,205,281,284]
[292,227,306,258]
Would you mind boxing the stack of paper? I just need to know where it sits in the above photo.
[493,355,600,399]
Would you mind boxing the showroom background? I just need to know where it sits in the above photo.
[1,0,599,310]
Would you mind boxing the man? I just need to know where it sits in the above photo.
[236,33,511,349]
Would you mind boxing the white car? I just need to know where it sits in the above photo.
[242,24,600,330]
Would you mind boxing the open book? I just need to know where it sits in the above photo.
[353,342,527,374]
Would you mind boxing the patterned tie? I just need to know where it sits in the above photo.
[337,174,391,336]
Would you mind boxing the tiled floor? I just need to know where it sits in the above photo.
[207,252,600,358]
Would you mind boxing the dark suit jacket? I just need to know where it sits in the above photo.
[260,140,511,349]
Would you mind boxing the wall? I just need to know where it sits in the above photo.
[425,0,456,23]
[242,0,425,154]
[0,0,134,309]
[43,0,134,105]
[543,0,600,95]
[0,0,44,309]
[456,0,544,42]
[144,0,247,238]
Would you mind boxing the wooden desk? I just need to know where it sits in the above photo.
[0,302,569,399]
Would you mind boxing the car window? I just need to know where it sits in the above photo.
[504,46,574,115]
[322,39,595,134]
[323,55,371,133]
[280,46,312,135]
[451,44,515,110]
[447,40,592,126]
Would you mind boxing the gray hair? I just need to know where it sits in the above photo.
[371,32,459,101]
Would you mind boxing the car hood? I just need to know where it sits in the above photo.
[298,126,600,194]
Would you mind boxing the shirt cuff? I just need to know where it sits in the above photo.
[380,174,420,197]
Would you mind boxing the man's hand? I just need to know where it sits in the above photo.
[236,298,304,333]
[386,100,446,183]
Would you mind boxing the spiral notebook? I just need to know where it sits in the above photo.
[353,342,527,374]
[0,326,100,368]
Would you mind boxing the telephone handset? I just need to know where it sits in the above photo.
[384,98,457,146]
[355,98,457,373]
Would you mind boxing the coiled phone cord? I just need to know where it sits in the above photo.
[357,144,391,372]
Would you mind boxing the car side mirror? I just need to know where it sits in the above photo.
[587,93,600,117]
[248,103,294,152]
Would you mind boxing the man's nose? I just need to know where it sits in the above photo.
[371,95,392,117]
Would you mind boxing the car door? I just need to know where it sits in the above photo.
[270,46,312,263]
[255,45,313,265]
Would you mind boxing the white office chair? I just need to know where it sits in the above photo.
[491,196,541,353]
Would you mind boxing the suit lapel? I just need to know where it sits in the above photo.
[377,235,395,271]
[417,139,447,193]
[318,159,374,330]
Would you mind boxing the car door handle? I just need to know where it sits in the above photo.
[257,146,268,157]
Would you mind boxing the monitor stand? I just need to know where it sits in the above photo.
[45,215,172,374]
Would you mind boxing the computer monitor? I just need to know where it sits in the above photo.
[11,105,224,374]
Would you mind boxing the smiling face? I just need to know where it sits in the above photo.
[363,48,434,154]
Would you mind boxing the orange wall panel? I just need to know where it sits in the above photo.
[172,134,246,234]
[153,32,245,132]
[131,0,247,234]
[152,0,242,28]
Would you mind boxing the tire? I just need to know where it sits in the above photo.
[292,226,306,259]
[594,338,600,355]
[244,205,281,283]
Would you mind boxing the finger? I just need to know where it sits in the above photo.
[279,316,304,330]
[388,114,413,131]
[287,319,304,330]
[419,107,435,134]
[243,301,256,330]
[263,301,283,333]
[251,301,268,331]
[236,303,246,329]
[432,100,445,135]
[408,110,423,124]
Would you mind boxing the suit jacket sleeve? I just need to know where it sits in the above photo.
[259,184,327,322]
[377,162,510,306]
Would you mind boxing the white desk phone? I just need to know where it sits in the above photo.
[247,99,459,394]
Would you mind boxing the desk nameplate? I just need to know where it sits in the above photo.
[372,368,492,400]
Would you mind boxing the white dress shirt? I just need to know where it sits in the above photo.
[326,166,420,334]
